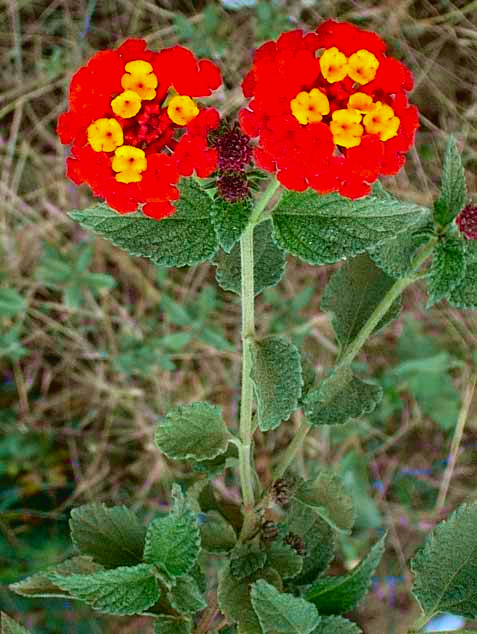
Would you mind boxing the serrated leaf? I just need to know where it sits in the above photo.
[449,243,477,310]
[434,137,467,226]
[265,541,303,579]
[411,502,477,619]
[305,533,386,613]
[293,473,354,535]
[167,575,207,615]
[211,197,253,252]
[251,335,302,431]
[272,190,427,266]
[9,556,102,598]
[321,254,401,351]
[427,238,466,307]
[155,402,229,462]
[251,580,321,634]
[231,545,267,580]
[200,510,237,553]
[214,219,286,296]
[304,365,382,426]
[69,180,218,267]
[311,615,363,634]
[1,613,30,634]
[153,615,192,634]
[69,503,146,568]
[144,485,200,577]
[49,563,159,615]
[0,289,27,318]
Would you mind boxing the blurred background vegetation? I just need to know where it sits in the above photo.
[0,0,476,632]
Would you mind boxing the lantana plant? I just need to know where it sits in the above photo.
[5,19,477,634]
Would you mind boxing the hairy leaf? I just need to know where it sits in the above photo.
[434,137,467,226]
[154,616,192,634]
[251,336,303,431]
[167,575,207,615]
[304,366,382,426]
[155,402,229,462]
[427,238,466,307]
[311,615,363,634]
[199,510,237,553]
[49,563,159,615]
[449,243,477,310]
[265,541,303,579]
[306,534,386,613]
[1,613,30,634]
[144,485,200,577]
[230,545,267,580]
[411,502,477,619]
[69,180,218,267]
[251,580,321,634]
[211,197,253,253]
[214,219,286,296]
[272,190,427,265]
[0,289,27,318]
[69,504,146,568]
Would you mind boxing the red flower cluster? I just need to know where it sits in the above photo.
[58,39,221,219]
[239,21,419,198]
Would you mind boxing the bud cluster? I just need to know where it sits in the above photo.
[209,123,253,203]
[456,204,477,240]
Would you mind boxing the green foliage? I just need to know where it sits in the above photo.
[449,241,477,310]
[49,563,159,615]
[0,326,28,362]
[427,237,466,307]
[250,580,321,634]
[199,510,237,553]
[411,502,477,619]
[155,402,230,462]
[214,219,286,296]
[69,180,218,268]
[264,541,303,580]
[69,503,146,568]
[305,533,386,613]
[311,615,363,633]
[1,613,30,634]
[230,545,267,580]
[143,485,200,578]
[153,616,192,634]
[174,3,228,57]
[321,254,401,350]
[114,332,193,375]
[0,288,26,318]
[250,335,302,431]
[254,0,294,41]
[36,243,115,310]
[339,451,381,530]
[211,197,253,253]
[304,366,382,427]
[433,137,467,226]
[167,575,207,615]
[272,190,427,266]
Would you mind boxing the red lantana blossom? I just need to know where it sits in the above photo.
[240,21,419,198]
[58,39,221,219]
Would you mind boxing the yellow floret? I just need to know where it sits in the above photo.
[330,108,364,148]
[347,49,379,85]
[319,47,348,83]
[112,145,147,183]
[290,88,330,125]
[167,95,200,126]
[363,101,400,141]
[347,92,375,114]
[87,118,124,152]
[121,59,158,100]
[111,90,142,118]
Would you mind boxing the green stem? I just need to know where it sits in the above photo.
[273,418,312,481]
[249,178,281,225]
[408,612,432,633]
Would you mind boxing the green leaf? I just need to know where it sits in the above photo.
[449,242,477,310]
[304,366,382,427]
[250,335,302,431]
[214,219,286,296]
[230,545,267,580]
[434,137,467,226]
[311,615,363,634]
[293,472,354,535]
[10,556,102,598]
[69,503,146,568]
[69,180,218,267]
[49,563,159,615]
[321,254,401,351]
[0,289,27,318]
[1,613,30,634]
[199,510,237,553]
[251,580,321,634]
[411,501,477,619]
[144,485,200,577]
[167,575,207,615]
[272,190,427,266]
[153,616,192,634]
[265,541,303,579]
[155,402,229,462]
[211,197,253,253]
[427,237,466,307]
[306,533,386,613]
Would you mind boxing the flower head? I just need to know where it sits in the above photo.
[58,39,222,219]
[240,21,419,198]
[456,204,477,240]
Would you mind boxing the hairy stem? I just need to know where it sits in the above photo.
[408,611,432,633]
[273,417,312,481]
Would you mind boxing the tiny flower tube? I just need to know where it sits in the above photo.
[87,118,124,152]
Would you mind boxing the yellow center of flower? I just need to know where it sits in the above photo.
[363,101,400,141]
[167,95,200,126]
[330,108,364,148]
[111,145,147,183]
[87,118,124,152]
[347,49,379,85]
[290,88,330,125]
[111,90,142,118]
[121,60,157,100]
[319,47,348,83]
[347,92,375,114]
